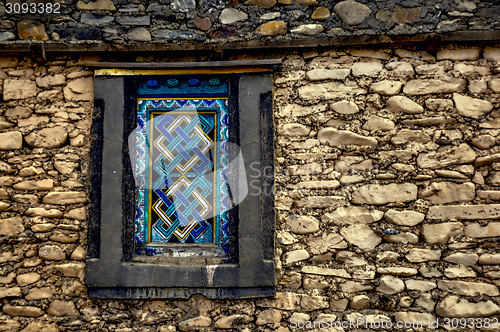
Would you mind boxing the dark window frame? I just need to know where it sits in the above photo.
[86,63,277,299]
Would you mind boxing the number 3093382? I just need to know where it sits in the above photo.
[6,2,61,14]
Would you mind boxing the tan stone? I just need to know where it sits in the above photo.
[295,196,345,208]
[436,296,500,318]
[376,275,404,294]
[0,286,21,298]
[394,313,436,327]
[437,48,480,61]
[256,308,281,326]
[50,232,79,243]
[384,232,418,244]
[286,163,322,176]
[256,292,300,310]
[13,179,54,191]
[76,0,116,10]
[286,215,320,234]
[377,267,418,276]
[0,132,22,150]
[63,77,93,101]
[474,153,500,167]
[465,222,500,238]
[428,204,500,221]
[479,253,500,264]
[64,207,87,221]
[403,78,466,95]
[47,300,79,316]
[395,49,435,63]
[340,224,381,251]
[244,0,276,8]
[362,116,394,131]
[384,209,424,226]
[255,21,287,36]
[16,272,40,286]
[444,252,478,265]
[426,98,454,112]
[454,63,489,76]
[352,183,417,205]
[318,128,377,146]
[329,100,358,114]
[278,0,316,4]
[42,192,88,205]
[306,69,350,81]
[311,7,330,20]
[284,249,310,264]
[25,287,53,300]
[369,80,402,95]
[54,161,78,174]
[351,61,383,77]
[301,266,351,278]
[281,123,310,136]
[0,202,9,212]
[19,322,59,332]
[417,143,476,169]
[298,81,366,100]
[405,280,436,292]
[350,49,391,60]
[419,182,475,204]
[421,222,463,244]
[3,79,37,100]
[215,315,253,329]
[490,78,500,93]
[3,304,43,317]
[322,206,383,224]
[13,194,39,204]
[54,263,84,278]
[0,216,24,238]
[36,75,66,88]
[25,127,68,149]
[17,19,49,41]
[406,249,441,263]
[31,223,56,232]
[453,93,493,119]
[71,246,86,261]
[278,103,327,118]
[391,129,431,145]
[25,207,63,218]
[386,95,424,114]
[39,245,66,260]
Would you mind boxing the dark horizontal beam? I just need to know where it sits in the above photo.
[0,30,499,54]
[84,59,282,68]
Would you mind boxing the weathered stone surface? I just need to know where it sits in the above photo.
[419,182,475,204]
[298,81,365,100]
[318,128,377,146]
[369,80,402,95]
[311,7,330,20]
[330,100,359,114]
[291,24,324,35]
[16,272,40,286]
[426,98,454,112]
[0,217,24,236]
[391,129,431,145]
[322,206,383,224]
[126,27,152,41]
[444,253,478,265]
[453,93,493,119]
[244,0,276,9]
[417,143,476,169]
[489,78,500,93]
[377,267,418,276]
[3,79,37,101]
[340,224,381,251]
[215,314,252,329]
[42,192,87,205]
[428,205,500,221]
[3,304,43,317]
[0,286,21,298]
[76,0,116,10]
[405,280,436,292]
[116,16,150,26]
[376,276,404,294]
[362,116,394,131]
[301,266,351,278]
[281,123,310,136]
[306,69,350,81]
[256,308,281,326]
[385,232,418,244]
[401,116,457,126]
[395,49,435,63]
[352,183,417,205]
[47,300,79,316]
[386,96,423,114]
[25,127,68,149]
[152,29,205,41]
[54,161,78,174]
[385,210,424,226]
[437,48,480,61]
[279,103,327,118]
[476,154,500,167]
[219,8,248,24]
[39,245,66,260]
[436,296,500,318]
[255,21,287,36]
[445,266,477,279]
[284,249,310,264]
[351,61,383,77]
[465,222,500,238]
[0,131,22,150]
[63,77,93,101]
[25,208,63,218]
[403,78,466,95]
[334,0,371,25]
[286,215,320,234]
[421,222,463,244]
[406,249,441,263]
[25,287,53,300]
[13,179,54,191]
[256,292,300,310]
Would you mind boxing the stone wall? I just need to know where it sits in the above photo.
[0,0,498,46]
[0,45,500,331]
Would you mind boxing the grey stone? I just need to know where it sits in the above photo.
[116,16,150,26]
[81,13,114,25]
[219,8,248,24]
[171,0,196,12]
[126,27,151,41]
[0,32,15,41]
[334,0,371,25]
[290,24,324,35]
[152,29,205,41]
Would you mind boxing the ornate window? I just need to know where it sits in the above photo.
[86,62,277,299]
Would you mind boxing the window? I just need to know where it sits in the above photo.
[86,61,278,299]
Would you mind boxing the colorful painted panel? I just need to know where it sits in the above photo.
[134,98,230,256]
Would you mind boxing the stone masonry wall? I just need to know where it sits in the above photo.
[0,45,500,331]
[0,0,498,45]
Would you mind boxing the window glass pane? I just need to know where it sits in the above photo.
[132,77,231,257]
